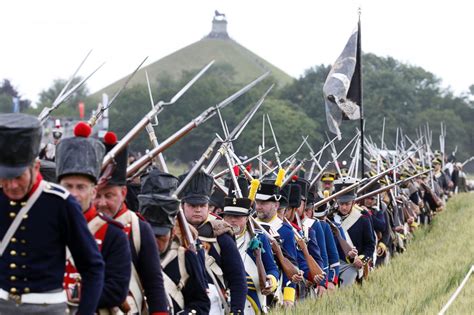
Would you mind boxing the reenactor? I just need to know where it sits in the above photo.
[282,181,327,298]
[0,113,104,314]
[56,122,131,312]
[179,170,247,314]
[255,181,303,308]
[94,132,169,314]
[39,118,63,162]
[139,169,210,314]
[311,193,341,290]
[222,196,280,314]
[332,177,375,287]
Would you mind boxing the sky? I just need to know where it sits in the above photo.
[2,0,473,104]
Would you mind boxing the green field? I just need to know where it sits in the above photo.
[271,193,474,315]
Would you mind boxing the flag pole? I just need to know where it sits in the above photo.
[358,9,365,178]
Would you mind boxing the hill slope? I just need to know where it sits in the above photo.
[92,37,294,98]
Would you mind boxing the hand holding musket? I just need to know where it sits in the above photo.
[326,219,357,259]
[283,218,324,284]
[249,217,300,281]
[419,181,443,208]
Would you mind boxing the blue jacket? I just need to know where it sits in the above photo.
[308,220,328,283]
[319,221,340,283]
[244,232,280,311]
[0,180,104,315]
[162,246,210,314]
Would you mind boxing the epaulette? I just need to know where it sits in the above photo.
[43,182,70,200]
[98,212,125,229]
[359,209,370,216]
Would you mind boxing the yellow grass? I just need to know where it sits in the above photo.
[271,193,474,315]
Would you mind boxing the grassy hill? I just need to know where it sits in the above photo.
[271,193,474,314]
[92,37,294,99]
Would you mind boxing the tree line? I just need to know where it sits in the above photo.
[2,53,473,168]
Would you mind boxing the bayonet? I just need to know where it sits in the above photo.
[104,60,215,171]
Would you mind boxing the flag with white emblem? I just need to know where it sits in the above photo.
[323,20,362,139]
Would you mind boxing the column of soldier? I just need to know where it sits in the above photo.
[0,73,461,314]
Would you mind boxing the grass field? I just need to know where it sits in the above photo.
[271,193,474,315]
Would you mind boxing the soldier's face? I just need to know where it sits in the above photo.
[255,200,278,221]
[183,202,209,227]
[60,175,96,212]
[338,201,354,216]
[155,231,172,254]
[1,161,39,200]
[223,214,247,234]
[94,185,127,218]
[323,181,333,190]
[297,200,306,217]
[363,197,376,208]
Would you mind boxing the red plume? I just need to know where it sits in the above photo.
[233,165,240,176]
[74,121,92,138]
[104,131,118,145]
[292,175,298,182]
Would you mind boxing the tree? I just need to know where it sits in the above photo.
[0,79,31,113]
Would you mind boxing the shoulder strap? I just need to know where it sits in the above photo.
[0,180,46,256]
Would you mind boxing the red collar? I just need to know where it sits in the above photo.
[26,172,43,198]
[84,205,98,222]
[114,203,128,219]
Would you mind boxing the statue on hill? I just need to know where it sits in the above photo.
[208,10,229,39]
[214,10,226,20]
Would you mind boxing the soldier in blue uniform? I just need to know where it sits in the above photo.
[332,177,376,287]
[222,196,280,314]
[255,181,303,308]
[56,121,131,312]
[179,170,247,314]
[139,168,210,314]
[309,188,340,291]
[94,132,169,314]
[0,113,104,314]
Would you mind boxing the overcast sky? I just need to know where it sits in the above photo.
[2,0,473,104]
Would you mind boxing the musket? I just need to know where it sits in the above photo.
[203,84,273,175]
[127,72,270,177]
[283,217,324,283]
[89,57,148,127]
[266,114,282,168]
[356,146,423,194]
[213,147,274,179]
[355,169,431,202]
[39,51,104,124]
[281,159,307,187]
[249,217,300,280]
[325,219,355,258]
[144,70,168,171]
[312,178,368,210]
[309,161,332,187]
[259,114,266,176]
[104,60,215,171]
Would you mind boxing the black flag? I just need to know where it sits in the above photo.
[323,20,362,139]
